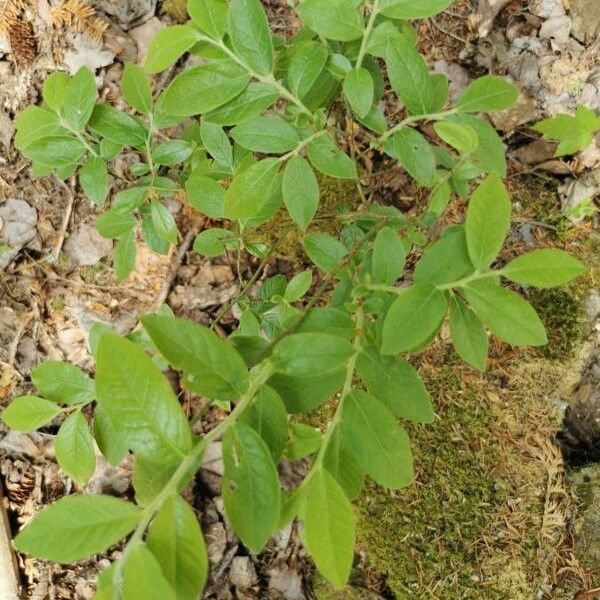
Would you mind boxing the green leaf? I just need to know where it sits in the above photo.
[380,0,453,19]
[188,0,228,38]
[22,136,86,169]
[150,199,178,244]
[2,396,61,432]
[286,42,329,98]
[147,496,208,600]
[123,544,176,600]
[43,72,69,113]
[113,231,137,280]
[88,104,148,147]
[282,155,320,230]
[122,63,152,113]
[413,227,472,285]
[158,61,250,117]
[356,348,434,422]
[152,140,193,165]
[434,121,479,154]
[502,249,585,288]
[222,425,281,553]
[303,232,348,272]
[307,133,357,179]
[95,333,193,460]
[55,411,96,486]
[93,405,129,466]
[341,389,414,489]
[285,270,313,302]
[63,67,97,131]
[298,308,355,339]
[322,426,364,500]
[96,209,137,239]
[533,106,600,156]
[385,36,439,115]
[14,495,141,563]
[200,121,233,169]
[79,157,109,207]
[448,295,488,371]
[224,158,280,220]
[457,75,519,113]
[145,24,201,74]
[132,454,182,507]
[31,361,95,404]
[297,0,364,41]
[286,422,322,459]
[465,173,511,270]
[384,127,436,186]
[231,116,299,154]
[185,175,225,218]
[343,68,374,118]
[193,227,235,257]
[303,468,355,588]
[229,0,274,76]
[463,280,547,346]
[381,283,448,354]
[272,333,355,376]
[14,106,67,150]
[142,314,249,401]
[240,386,288,461]
[372,227,405,285]
[204,82,278,125]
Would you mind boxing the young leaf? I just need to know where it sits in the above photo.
[193,228,236,257]
[380,0,453,19]
[158,61,251,117]
[141,314,249,401]
[229,0,274,76]
[322,426,364,500]
[145,25,201,74]
[286,42,329,99]
[297,0,364,41]
[434,121,479,154]
[122,63,153,113]
[93,406,129,466]
[22,136,86,169]
[272,333,355,377]
[188,0,228,39]
[185,175,226,218]
[152,140,193,165]
[14,495,141,563]
[204,82,278,125]
[222,425,281,553]
[303,468,355,588]
[448,295,488,371]
[303,233,348,272]
[307,134,357,179]
[384,127,436,186]
[146,495,208,600]
[356,348,434,423]
[231,116,299,154]
[95,333,193,460]
[465,173,511,270]
[286,422,322,459]
[457,75,519,113]
[122,544,176,600]
[55,411,96,486]
[150,199,178,244]
[79,157,109,207]
[113,231,137,280]
[31,361,95,404]
[341,390,414,489]
[502,249,585,288]
[282,155,320,230]
[43,72,69,113]
[88,104,148,148]
[62,67,97,131]
[14,106,66,150]
[200,121,233,169]
[113,187,148,212]
[223,158,280,220]
[381,283,448,354]
[463,280,547,346]
[343,68,374,118]
[285,270,313,302]
[1,396,61,432]
[372,227,405,285]
[298,308,355,339]
[96,209,136,239]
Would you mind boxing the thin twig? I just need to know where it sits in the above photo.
[50,175,75,264]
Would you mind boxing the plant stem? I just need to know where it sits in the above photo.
[376,108,458,145]
[112,361,275,592]
[278,130,327,162]
[356,0,380,70]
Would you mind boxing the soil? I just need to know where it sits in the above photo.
[0,0,598,599]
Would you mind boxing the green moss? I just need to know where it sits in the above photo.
[161,0,188,22]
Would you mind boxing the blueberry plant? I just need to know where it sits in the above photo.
[4,0,587,596]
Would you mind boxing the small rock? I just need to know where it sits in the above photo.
[65,223,113,266]
[0,111,13,149]
[539,15,572,43]
[432,60,469,103]
[205,521,227,564]
[570,0,600,44]
[63,33,115,75]
[201,442,224,476]
[490,93,540,131]
[558,170,600,223]
[268,567,305,600]
[103,21,139,63]
[130,17,165,63]
[0,198,37,246]
[530,0,566,18]
[471,0,512,37]
[229,557,257,590]
[92,0,157,28]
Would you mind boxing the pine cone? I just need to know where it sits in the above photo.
[8,19,37,65]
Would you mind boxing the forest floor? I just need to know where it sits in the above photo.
[0,0,599,598]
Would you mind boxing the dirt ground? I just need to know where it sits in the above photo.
[0,0,599,598]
